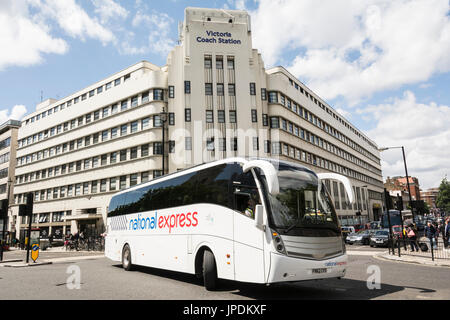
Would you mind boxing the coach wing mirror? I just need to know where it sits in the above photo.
[317,173,355,205]
[254,204,264,229]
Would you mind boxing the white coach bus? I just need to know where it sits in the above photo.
[105,158,354,290]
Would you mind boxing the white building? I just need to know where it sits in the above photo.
[11,7,383,240]
[0,120,20,242]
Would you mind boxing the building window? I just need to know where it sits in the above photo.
[153,115,162,127]
[130,147,138,159]
[141,144,149,157]
[229,110,236,123]
[100,179,107,192]
[219,138,226,151]
[120,176,127,190]
[253,137,259,151]
[218,110,225,123]
[185,108,191,122]
[142,92,149,103]
[120,124,127,136]
[250,82,256,95]
[121,100,127,111]
[268,91,278,103]
[251,109,257,122]
[216,56,223,69]
[131,96,138,107]
[204,56,212,69]
[185,137,192,150]
[227,57,235,69]
[169,141,175,153]
[264,140,270,153]
[206,138,215,151]
[228,84,235,96]
[270,117,279,128]
[184,81,191,94]
[217,83,224,96]
[262,114,268,126]
[120,149,127,161]
[205,83,213,95]
[261,88,267,100]
[206,110,213,123]
[153,89,163,101]
[153,142,162,155]
[231,137,238,151]
[110,152,117,164]
[141,172,149,183]
[169,113,175,125]
[141,117,150,129]
[130,174,138,187]
[168,86,174,98]
[131,121,138,133]
[272,142,281,154]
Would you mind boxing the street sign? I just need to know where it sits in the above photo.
[31,244,39,262]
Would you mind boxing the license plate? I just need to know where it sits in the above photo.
[312,268,327,274]
[376,240,383,243]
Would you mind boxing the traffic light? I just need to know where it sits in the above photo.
[18,193,33,216]
[395,195,404,211]
[0,199,7,218]
[384,189,393,210]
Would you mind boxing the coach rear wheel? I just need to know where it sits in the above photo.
[202,250,218,291]
[122,244,133,271]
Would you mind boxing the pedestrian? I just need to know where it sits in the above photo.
[444,219,450,249]
[424,221,437,250]
[407,226,419,252]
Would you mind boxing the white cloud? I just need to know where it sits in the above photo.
[0,0,68,70]
[122,10,175,56]
[360,91,450,189]
[31,0,116,45]
[248,0,450,105]
[92,0,129,24]
[0,105,28,124]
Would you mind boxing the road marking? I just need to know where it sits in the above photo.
[347,251,385,256]
[43,255,105,263]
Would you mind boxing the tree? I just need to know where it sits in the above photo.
[436,177,450,214]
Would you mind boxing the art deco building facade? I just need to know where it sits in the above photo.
[11,7,384,239]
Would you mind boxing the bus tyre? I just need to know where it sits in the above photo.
[122,244,133,271]
[202,250,217,291]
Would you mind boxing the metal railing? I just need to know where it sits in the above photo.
[64,236,105,252]
[393,236,449,261]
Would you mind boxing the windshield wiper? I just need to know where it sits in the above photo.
[285,192,301,233]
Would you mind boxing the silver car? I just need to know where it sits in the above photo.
[345,229,375,245]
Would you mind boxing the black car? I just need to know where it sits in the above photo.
[369,229,394,248]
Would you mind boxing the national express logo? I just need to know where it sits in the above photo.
[110,212,199,233]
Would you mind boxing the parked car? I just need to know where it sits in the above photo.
[369,229,394,248]
[345,229,375,245]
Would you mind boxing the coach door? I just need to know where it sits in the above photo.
[232,173,265,283]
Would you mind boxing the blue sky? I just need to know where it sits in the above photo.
[0,0,449,189]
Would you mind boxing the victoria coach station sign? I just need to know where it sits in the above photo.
[196,30,242,44]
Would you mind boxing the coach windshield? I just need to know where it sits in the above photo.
[262,163,340,237]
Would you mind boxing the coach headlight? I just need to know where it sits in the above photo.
[271,230,286,255]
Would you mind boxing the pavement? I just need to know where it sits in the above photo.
[375,250,450,267]
[0,246,105,268]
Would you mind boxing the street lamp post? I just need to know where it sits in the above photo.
[160,111,168,176]
[379,146,415,221]
[361,185,371,223]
